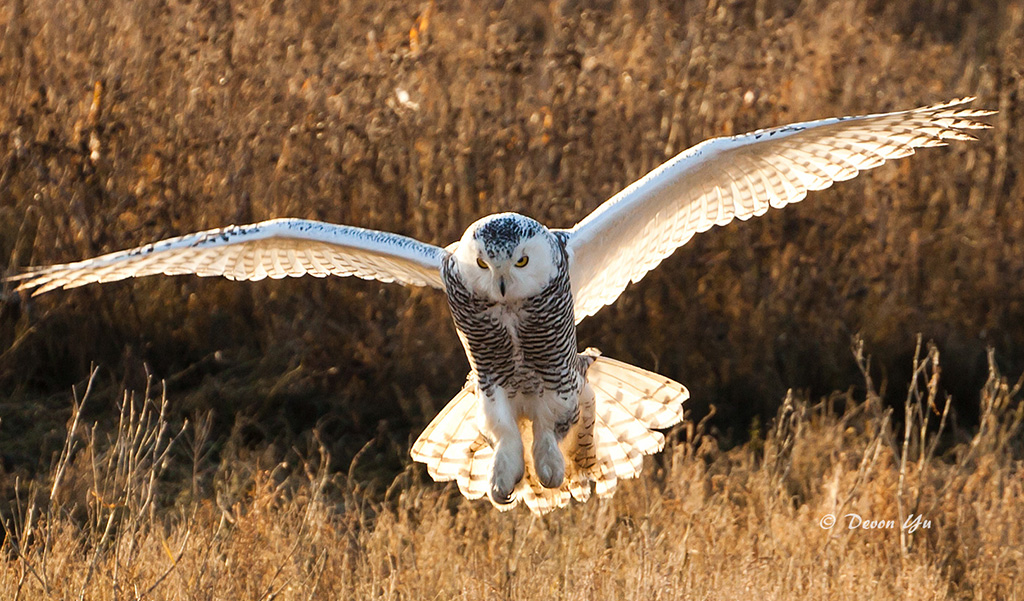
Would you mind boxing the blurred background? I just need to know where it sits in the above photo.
[1,0,1021,480]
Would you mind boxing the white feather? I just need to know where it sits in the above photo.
[410,350,687,514]
[9,218,447,294]
[564,98,994,322]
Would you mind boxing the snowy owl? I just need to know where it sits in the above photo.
[6,98,992,514]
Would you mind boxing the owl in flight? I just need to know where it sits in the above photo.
[7,98,992,514]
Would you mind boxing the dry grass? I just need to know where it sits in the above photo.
[1,340,1022,600]
[2,0,1024,597]
[1,0,1022,455]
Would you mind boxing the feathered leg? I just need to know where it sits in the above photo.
[411,350,688,514]
[531,418,565,488]
[480,385,524,504]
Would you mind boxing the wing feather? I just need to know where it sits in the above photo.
[565,98,993,322]
[457,435,493,500]
[7,218,447,294]
[410,383,481,482]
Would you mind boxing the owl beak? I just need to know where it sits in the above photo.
[499,276,507,297]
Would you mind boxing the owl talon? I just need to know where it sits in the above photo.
[533,433,565,489]
[490,482,516,505]
[489,469,522,505]
[490,443,524,504]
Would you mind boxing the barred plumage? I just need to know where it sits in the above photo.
[442,245,581,399]
[5,98,993,514]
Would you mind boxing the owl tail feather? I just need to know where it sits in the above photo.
[409,348,688,515]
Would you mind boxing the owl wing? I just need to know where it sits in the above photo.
[7,218,447,294]
[563,98,994,323]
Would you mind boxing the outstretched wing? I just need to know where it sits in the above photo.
[7,218,448,294]
[564,98,994,322]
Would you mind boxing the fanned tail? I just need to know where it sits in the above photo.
[581,349,687,500]
[409,383,481,482]
[410,348,687,514]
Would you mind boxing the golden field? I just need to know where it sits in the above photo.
[1,0,1022,597]
[2,343,1022,599]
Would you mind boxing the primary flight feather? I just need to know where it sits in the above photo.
[6,98,992,514]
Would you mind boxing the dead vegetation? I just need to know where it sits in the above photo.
[1,0,1022,453]
[1,340,1022,599]
[1,0,1024,597]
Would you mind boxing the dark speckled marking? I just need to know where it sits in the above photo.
[473,214,543,260]
[752,124,806,141]
[443,217,584,413]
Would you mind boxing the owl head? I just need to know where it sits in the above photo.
[453,213,561,302]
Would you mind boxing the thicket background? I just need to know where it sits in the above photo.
[1,0,1022,479]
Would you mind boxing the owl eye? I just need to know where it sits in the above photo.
[515,256,529,267]
[477,258,489,269]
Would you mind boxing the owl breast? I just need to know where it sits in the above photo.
[441,254,582,400]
